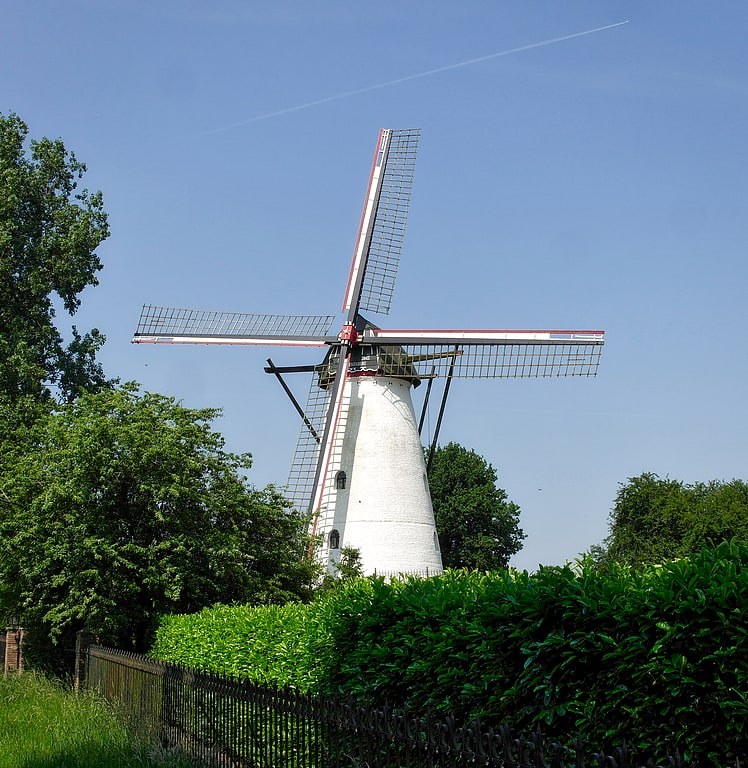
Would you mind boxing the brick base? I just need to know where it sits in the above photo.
[3,626,24,674]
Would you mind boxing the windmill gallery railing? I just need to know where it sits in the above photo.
[80,643,691,768]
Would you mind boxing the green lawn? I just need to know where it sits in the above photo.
[0,672,196,768]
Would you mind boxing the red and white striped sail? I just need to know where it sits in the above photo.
[132,128,605,578]
[133,305,335,346]
[342,128,419,319]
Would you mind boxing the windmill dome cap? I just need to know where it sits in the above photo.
[316,319,421,389]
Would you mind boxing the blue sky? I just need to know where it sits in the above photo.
[4,1,747,571]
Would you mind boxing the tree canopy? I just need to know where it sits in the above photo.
[0,115,320,663]
[597,472,748,567]
[0,384,316,652]
[427,442,524,570]
[0,112,110,407]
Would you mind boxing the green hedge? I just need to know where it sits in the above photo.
[152,596,334,690]
[152,542,748,763]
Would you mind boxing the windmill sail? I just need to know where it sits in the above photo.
[133,305,335,345]
[367,330,605,379]
[285,373,332,513]
[342,128,419,318]
[132,127,606,579]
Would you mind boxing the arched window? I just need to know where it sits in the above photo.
[329,529,340,549]
[335,470,347,490]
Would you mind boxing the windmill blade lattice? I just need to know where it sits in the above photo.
[285,373,332,513]
[134,305,335,344]
[357,129,420,316]
[377,337,604,379]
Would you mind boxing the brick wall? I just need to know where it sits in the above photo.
[3,626,24,674]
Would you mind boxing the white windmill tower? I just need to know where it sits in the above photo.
[133,128,605,577]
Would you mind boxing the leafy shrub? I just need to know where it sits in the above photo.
[495,549,748,762]
[152,542,748,764]
[151,583,373,691]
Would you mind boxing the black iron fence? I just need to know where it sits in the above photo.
[82,643,687,768]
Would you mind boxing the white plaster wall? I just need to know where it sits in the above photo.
[319,376,443,576]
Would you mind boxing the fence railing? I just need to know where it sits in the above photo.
[82,643,687,768]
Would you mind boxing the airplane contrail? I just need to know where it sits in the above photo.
[200,20,629,135]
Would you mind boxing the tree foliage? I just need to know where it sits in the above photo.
[317,546,364,592]
[427,442,524,570]
[599,472,748,567]
[0,112,110,406]
[0,384,316,652]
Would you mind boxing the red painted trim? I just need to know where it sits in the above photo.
[342,128,386,313]
[310,355,351,533]
[131,338,328,346]
[372,329,605,335]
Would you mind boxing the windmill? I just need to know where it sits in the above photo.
[132,128,604,577]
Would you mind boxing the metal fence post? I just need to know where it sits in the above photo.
[74,630,94,692]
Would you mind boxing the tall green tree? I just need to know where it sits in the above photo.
[598,472,748,567]
[427,442,524,570]
[0,112,110,406]
[0,384,316,652]
[604,473,691,567]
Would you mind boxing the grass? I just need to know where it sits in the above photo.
[0,671,197,768]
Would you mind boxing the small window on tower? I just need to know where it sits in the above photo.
[335,470,347,490]
[329,529,340,549]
